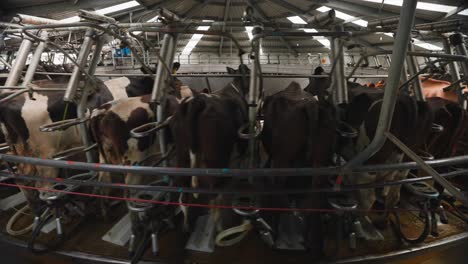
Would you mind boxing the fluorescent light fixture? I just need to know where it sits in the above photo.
[60,0,140,23]
[383,33,442,51]
[317,6,367,27]
[357,0,458,13]
[287,16,307,24]
[95,1,140,15]
[181,25,210,55]
[302,28,330,48]
[459,9,468,16]
[413,39,443,51]
[202,19,215,22]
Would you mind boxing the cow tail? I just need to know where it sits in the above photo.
[186,96,206,156]
[445,103,466,156]
[89,111,108,164]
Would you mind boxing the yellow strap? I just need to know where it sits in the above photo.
[215,220,252,247]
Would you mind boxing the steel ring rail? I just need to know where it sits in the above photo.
[2,153,468,177]
[0,179,466,215]
[27,72,394,79]
[127,28,246,56]
[0,168,466,196]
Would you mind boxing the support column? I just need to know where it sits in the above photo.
[450,33,468,82]
[22,31,48,86]
[248,25,262,168]
[64,29,95,102]
[331,25,348,104]
[442,36,463,105]
[4,35,34,87]
[345,0,418,167]
[406,41,425,101]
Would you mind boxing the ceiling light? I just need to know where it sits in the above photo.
[357,0,458,13]
[287,16,307,24]
[302,28,330,48]
[59,0,140,23]
[181,25,211,55]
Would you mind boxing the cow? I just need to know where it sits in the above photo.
[338,85,434,233]
[0,72,164,214]
[171,64,250,231]
[262,80,337,251]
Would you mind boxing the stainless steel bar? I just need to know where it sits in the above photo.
[248,26,262,168]
[344,0,418,168]
[26,72,398,79]
[150,33,171,103]
[332,25,347,104]
[442,36,463,106]
[78,33,104,163]
[22,31,48,86]
[64,29,94,102]
[4,36,34,87]
[87,35,105,75]
[406,42,425,101]
[450,33,468,82]
[2,152,468,177]
[386,132,468,205]
[0,57,12,68]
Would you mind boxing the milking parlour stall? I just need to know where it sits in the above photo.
[0,0,468,263]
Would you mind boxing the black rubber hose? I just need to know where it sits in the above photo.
[27,213,65,254]
[391,207,431,244]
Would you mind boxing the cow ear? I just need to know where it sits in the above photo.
[226,67,236,74]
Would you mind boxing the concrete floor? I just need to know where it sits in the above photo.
[1,239,467,264]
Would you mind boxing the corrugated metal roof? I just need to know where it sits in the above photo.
[0,0,466,55]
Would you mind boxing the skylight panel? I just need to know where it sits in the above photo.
[357,0,457,13]
[95,1,140,15]
[302,28,330,48]
[181,25,210,55]
[287,16,307,24]
[316,6,368,27]
[59,1,140,23]
[383,33,442,51]
[459,9,468,16]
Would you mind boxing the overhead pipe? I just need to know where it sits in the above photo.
[306,10,335,25]
[442,36,464,106]
[344,0,418,168]
[14,14,61,25]
[368,16,400,29]
[406,41,425,101]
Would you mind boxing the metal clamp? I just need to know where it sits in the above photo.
[238,121,263,140]
[130,116,173,138]
[39,117,89,132]
[336,121,358,138]
[431,123,444,133]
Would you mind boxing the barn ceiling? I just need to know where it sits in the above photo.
[1,0,467,55]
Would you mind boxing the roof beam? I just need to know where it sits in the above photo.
[437,3,467,21]
[248,0,298,56]
[219,0,232,56]
[323,0,429,24]
[182,0,217,20]
[267,0,306,15]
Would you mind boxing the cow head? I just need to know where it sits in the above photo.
[226,64,250,96]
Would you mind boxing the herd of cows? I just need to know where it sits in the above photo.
[0,62,467,253]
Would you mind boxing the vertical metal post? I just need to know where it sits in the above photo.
[450,33,468,86]
[4,35,34,87]
[248,25,262,168]
[87,35,105,75]
[442,36,463,105]
[151,32,177,168]
[22,31,48,86]
[331,25,348,104]
[406,42,425,101]
[64,29,94,102]
[344,0,418,168]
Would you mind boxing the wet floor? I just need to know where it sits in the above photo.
[1,239,467,264]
